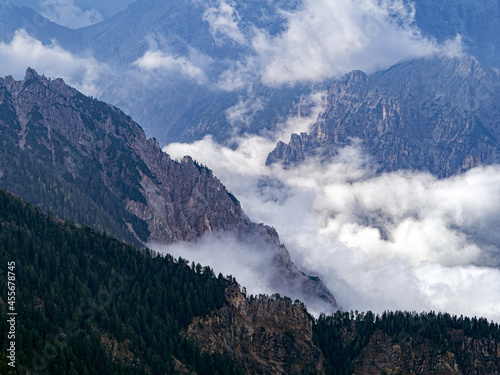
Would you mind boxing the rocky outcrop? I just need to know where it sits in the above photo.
[353,328,500,375]
[0,68,337,310]
[0,68,245,244]
[186,283,325,375]
[354,330,463,375]
[237,223,337,311]
[267,57,500,177]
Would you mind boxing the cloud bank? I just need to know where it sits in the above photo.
[163,100,500,322]
[0,29,108,95]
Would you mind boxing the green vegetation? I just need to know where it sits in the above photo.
[0,134,149,248]
[0,189,243,374]
[314,310,500,375]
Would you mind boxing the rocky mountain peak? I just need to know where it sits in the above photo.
[268,56,500,177]
[0,68,337,311]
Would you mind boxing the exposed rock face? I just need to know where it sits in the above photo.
[267,57,500,177]
[0,68,337,310]
[353,329,500,375]
[0,68,244,244]
[237,223,337,311]
[354,330,463,375]
[186,283,325,375]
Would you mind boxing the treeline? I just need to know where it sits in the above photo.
[0,189,243,374]
[314,310,500,375]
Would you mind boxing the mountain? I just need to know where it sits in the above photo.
[2,0,500,147]
[0,0,80,47]
[0,68,336,310]
[185,283,325,374]
[0,188,244,374]
[0,0,312,144]
[1,0,499,149]
[0,67,244,246]
[267,56,500,177]
[74,0,306,144]
[314,310,500,375]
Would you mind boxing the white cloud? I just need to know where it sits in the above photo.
[203,0,247,45]
[224,95,264,130]
[133,50,208,85]
[218,0,462,88]
[39,0,103,29]
[151,232,279,298]
[0,29,108,96]
[164,106,500,322]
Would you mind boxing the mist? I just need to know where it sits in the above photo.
[163,97,500,322]
[0,29,109,96]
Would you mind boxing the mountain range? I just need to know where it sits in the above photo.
[1,188,499,373]
[1,0,496,149]
[0,0,500,373]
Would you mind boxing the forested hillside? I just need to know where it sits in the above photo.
[0,189,243,374]
[315,310,500,374]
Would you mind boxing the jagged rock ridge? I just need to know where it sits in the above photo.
[0,68,337,310]
[267,56,500,177]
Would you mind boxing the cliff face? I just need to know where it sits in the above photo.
[0,68,337,310]
[0,68,245,244]
[354,330,463,375]
[267,57,500,177]
[353,329,500,375]
[186,283,325,375]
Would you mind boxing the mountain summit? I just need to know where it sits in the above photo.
[0,68,337,310]
[268,56,500,177]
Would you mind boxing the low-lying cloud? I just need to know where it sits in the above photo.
[0,29,108,95]
[152,232,281,298]
[133,50,208,84]
[163,100,500,322]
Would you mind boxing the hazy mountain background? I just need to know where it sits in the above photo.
[1,0,500,322]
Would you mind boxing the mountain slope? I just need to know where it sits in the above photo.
[0,68,337,310]
[0,0,80,48]
[2,188,499,374]
[413,0,500,69]
[0,68,244,245]
[267,56,500,177]
[2,0,500,147]
[0,188,244,374]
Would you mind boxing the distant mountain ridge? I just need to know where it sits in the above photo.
[2,0,500,146]
[268,56,500,176]
[413,0,500,69]
[0,68,337,310]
